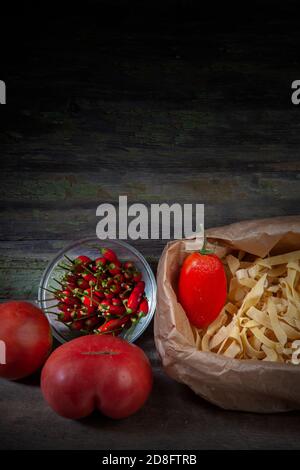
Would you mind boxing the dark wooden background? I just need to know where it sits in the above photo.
[1,0,300,450]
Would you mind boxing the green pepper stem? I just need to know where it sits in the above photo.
[199,236,214,255]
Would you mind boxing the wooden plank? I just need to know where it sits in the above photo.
[1,171,299,204]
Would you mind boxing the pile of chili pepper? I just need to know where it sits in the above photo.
[44,247,149,336]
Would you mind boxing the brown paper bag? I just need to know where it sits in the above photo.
[154,216,300,413]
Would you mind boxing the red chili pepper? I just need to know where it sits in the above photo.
[85,317,102,330]
[123,261,135,271]
[94,289,104,299]
[101,278,114,288]
[98,299,125,316]
[97,316,130,335]
[132,271,142,283]
[58,310,73,322]
[84,305,97,316]
[61,296,78,307]
[77,278,90,290]
[66,274,77,284]
[119,289,131,300]
[61,288,73,297]
[123,271,133,281]
[74,255,91,265]
[95,256,107,268]
[67,281,77,290]
[110,283,121,295]
[108,261,122,275]
[126,281,145,313]
[108,304,126,316]
[98,299,111,312]
[138,298,149,317]
[71,309,87,320]
[100,247,119,263]
[81,292,98,308]
[82,273,97,285]
[104,290,114,300]
[121,283,132,291]
[113,273,124,284]
[57,302,70,313]
[111,297,123,306]
[83,287,93,296]
[70,320,86,331]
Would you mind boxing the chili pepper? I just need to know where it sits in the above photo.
[97,316,130,335]
[74,255,91,266]
[109,304,126,316]
[95,256,107,268]
[132,271,142,283]
[67,281,77,290]
[123,271,133,281]
[71,309,87,320]
[61,296,79,307]
[111,297,123,306]
[84,305,97,316]
[57,303,67,312]
[82,273,97,285]
[100,247,119,264]
[70,320,85,331]
[126,281,145,314]
[98,299,111,312]
[123,261,135,271]
[98,299,125,316]
[119,289,131,300]
[81,293,98,308]
[113,273,124,284]
[77,278,90,290]
[121,282,132,291]
[61,288,73,297]
[104,290,114,300]
[137,298,149,317]
[83,287,93,296]
[85,317,102,330]
[110,283,121,295]
[64,274,77,289]
[108,261,122,275]
[94,289,104,299]
[57,310,73,322]
[101,278,114,288]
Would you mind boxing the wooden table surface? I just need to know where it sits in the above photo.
[1,2,300,450]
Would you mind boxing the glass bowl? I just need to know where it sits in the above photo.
[38,238,157,344]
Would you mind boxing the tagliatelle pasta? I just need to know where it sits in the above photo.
[193,250,300,363]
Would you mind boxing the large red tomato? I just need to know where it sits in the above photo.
[41,335,153,420]
[0,301,52,380]
[178,252,227,328]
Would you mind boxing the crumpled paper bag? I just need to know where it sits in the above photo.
[154,216,300,412]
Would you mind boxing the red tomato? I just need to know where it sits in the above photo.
[41,335,153,420]
[0,301,52,380]
[178,252,227,328]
